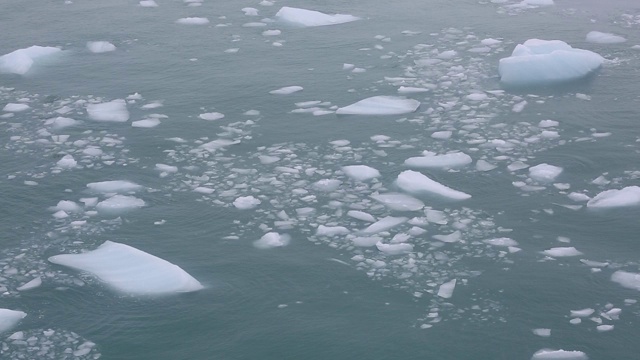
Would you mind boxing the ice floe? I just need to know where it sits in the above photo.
[86,99,129,122]
[611,271,640,291]
[176,17,210,25]
[499,39,604,86]
[86,41,116,53]
[49,241,203,295]
[404,152,472,169]
[95,195,145,214]
[437,279,457,299]
[396,170,471,200]
[586,186,640,209]
[233,196,261,209]
[0,309,26,334]
[341,165,381,181]
[269,86,303,95]
[543,247,582,257]
[529,163,563,183]
[199,112,225,121]
[86,180,142,193]
[254,232,290,249]
[336,96,420,115]
[2,103,30,112]
[371,193,424,211]
[275,6,359,27]
[531,349,587,360]
[0,46,61,75]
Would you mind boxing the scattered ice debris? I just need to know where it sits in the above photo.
[0,328,100,359]
[0,46,61,75]
[404,152,472,169]
[531,349,587,360]
[585,31,627,44]
[529,163,563,183]
[336,96,420,115]
[396,170,471,200]
[341,165,381,181]
[49,241,203,295]
[0,309,26,334]
[95,195,145,214]
[233,196,261,210]
[586,186,640,209]
[2,103,30,112]
[86,180,142,193]
[86,41,116,53]
[275,6,359,27]
[86,99,129,122]
[499,39,604,86]
[254,232,291,249]
[198,112,225,121]
[371,193,424,212]
[543,247,582,257]
[611,271,640,291]
[269,86,303,95]
[532,328,551,337]
[175,17,210,25]
[437,279,457,299]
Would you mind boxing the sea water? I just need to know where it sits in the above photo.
[1,0,640,359]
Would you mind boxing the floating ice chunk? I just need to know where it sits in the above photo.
[176,17,210,25]
[17,277,41,291]
[139,0,158,6]
[316,225,349,236]
[586,31,626,44]
[397,86,430,94]
[193,187,214,194]
[254,232,290,249]
[484,237,519,247]
[404,152,472,169]
[336,96,420,115]
[45,116,80,130]
[49,241,203,295]
[431,131,452,139]
[347,210,376,222]
[269,86,303,95]
[543,247,582,257]
[376,241,413,255]
[341,165,381,181]
[57,154,77,168]
[352,236,382,247]
[199,112,225,121]
[87,180,142,193]
[586,186,640,209]
[0,46,61,75]
[0,309,27,334]
[539,119,559,128]
[361,216,407,234]
[233,196,261,209]
[371,193,424,211]
[132,118,160,128]
[529,163,563,182]
[312,179,341,192]
[466,93,488,101]
[96,195,145,213]
[531,349,587,360]
[570,308,595,317]
[520,0,554,5]
[87,41,116,53]
[433,231,461,243]
[437,279,456,299]
[2,103,30,112]
[87,99,129,122]
[437,50,457,59]
[481,38,502,46]
[155,163,178,173]
[611,271,640,291]
[275,6,359,27]
[532,328,551,337]
[263,30,281,36]
[476,160,497,172]
[499,39,604,86]
[596,324,613,332]
[55,200,82,213]
[396,170,471,200]
[242,7,259,16]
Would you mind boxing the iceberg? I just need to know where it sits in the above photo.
[254,232,290,249]
[336,96,420,115]
[529,163,563,182]
[0,309,26,334]
[275,6,359,27]
[0,46,61,75]
[499,39,604,87]
[586,186,640,209]
[49,241,203,295]
[396,170,471,200]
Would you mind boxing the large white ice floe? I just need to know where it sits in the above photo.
[498,39,604,87]
[396,170,471,200]
[531,349,588,360]
[275,6,359,27]
[586,186,640,209]
[0,309,27,334]
[49,241,203,295]
[87,180,143,193]
[404,152,472,169]
[437,279,457,299]
[86,99,130,122]
[336,96,420,115]
[611,271,640,291]
[0,46,61,75]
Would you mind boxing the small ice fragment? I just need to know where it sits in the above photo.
[396,170,471,200]
[570,308,595,317]
[269,86,303,95]
[155,163,178,173]
[376,241,413,255]
[531,349,587,360]
[532,328,551,337]
[341,165,381,181]
[254,232,290,249]
[543,247,582,257]
[404,152,472,169]
[316,225,350,236]
[199,112,225,121]
[139,0,158,6]
[2,103,30,112]
[347,210,376,222]
[96,195,145,213]
[87,99,129,122]
[87,180,142,193]
[17,277,42,291]
[57,154,77,168]
[275,6,360,27]
[431,131,452,139]
[437,279,456,299]
[336,96,420,115]
[132,118,160,128]
[596,324,613,332]
[87,41,116,53]
[484,237,518,247]
[371,193,424,211]
[433,231,461,243]
[233,196,261,209]
[611,271,640,291]
[529,163,563,182]
[176,17,210,25]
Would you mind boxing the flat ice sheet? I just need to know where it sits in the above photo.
[49,241,203,295]
[336,96,420,115]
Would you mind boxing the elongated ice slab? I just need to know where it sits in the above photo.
[376,241,413,255]
[176,17,210,25]
[3,103,30,112]
[87,180,143,193]
[611,271,640,291]
[336,96,420,115]
[499,39,604,86]
[269,86,303,95]
[543,247,582,257]
[275,6,359,27]
[87,100,129,122]
[531,349,587,360]
[396,170,471,200]
[361,216,407,234]
[0,46,61,75]
[404,152,472,169]
[586,186,640,209]
[0,309,26,334]
[529,163,563,182]
[49,241,203,295]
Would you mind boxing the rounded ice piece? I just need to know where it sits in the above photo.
[87,99,129,122]
[529,163,563,182]
[254,232,290,249]
[483,237,518,247]
[176,17,210,25]
[87,41,116,53]
[336,96,420,115]
[233,196,261,210]
[499,39,604,87]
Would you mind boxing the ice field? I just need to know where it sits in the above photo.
[1,0,640,359]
